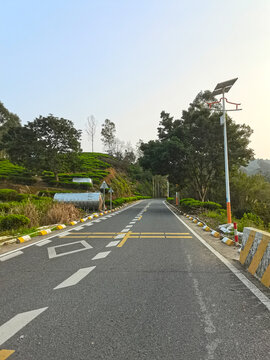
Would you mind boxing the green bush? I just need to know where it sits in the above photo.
[0,214,30,230]
[166,197,174,202]
[179,198,222,212]
[105,195,151,207]
[0,203,12,213]
[238,212,265,232]
[0,189,19,201]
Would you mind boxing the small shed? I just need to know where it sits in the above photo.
[54,192,102,211]
[72,177,93,184]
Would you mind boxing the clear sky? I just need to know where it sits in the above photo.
[1,0,269,158]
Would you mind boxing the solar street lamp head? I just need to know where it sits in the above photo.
[212,78,238,96]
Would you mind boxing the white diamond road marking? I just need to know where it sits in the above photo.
[0,251,23,262]
[48,240,92,259]
[106,240,120,247]
[36,239,52,247]
[92,251,111,260]
[0,307,48,346]
[54,266,96,290]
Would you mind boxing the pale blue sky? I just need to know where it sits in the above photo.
[1,0,269,158]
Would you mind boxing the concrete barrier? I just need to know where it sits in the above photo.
[240,227,270,288]
[16,235,31,244]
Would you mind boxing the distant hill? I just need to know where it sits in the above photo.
[241,159,270,181]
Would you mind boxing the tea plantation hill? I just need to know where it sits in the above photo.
[0,152,152,198]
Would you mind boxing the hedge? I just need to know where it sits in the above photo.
[179,198,221,211]
[0,214,30,230]
[105,196,151,207]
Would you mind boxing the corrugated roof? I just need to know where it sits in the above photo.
[72,177,92,183]
[54,192,100,202]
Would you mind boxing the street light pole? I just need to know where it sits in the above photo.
[207,78,241,224]
[222,90,232,223]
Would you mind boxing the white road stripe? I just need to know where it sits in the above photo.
[36,239,52,247]
[74,226,84,230]
[0,251,23,262]
[93,220,101,223]
[0,307,48,346]
[115,234,125,239]
[59,233,70,238]
[54,266,96,289]
[126,225,133,228]
[92,251,111,260]
[121,229,129,232]
[164,201,270,312]
[130,222,136,224]
[106,240,120,247]
[84,223,93,226]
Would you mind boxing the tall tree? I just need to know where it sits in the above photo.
[0,101,21,156]
[140,91,254,201]
[86,115,97,152]
[3,114,82,180]
[101,119,116,155]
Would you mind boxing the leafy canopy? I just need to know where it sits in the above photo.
[3,114,82,179]
[140,91,254,201]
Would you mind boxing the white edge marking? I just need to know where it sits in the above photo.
[0,307,48,346]
[0,251,23,262]
[164,201,270,312]
[54,266,96,289]
[92,251,111,260]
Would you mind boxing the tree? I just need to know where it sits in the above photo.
[86,115,97,152]
[3,114,82,180]
[101,119,116,155]
[139,91,254,201]
[0,101,21,157]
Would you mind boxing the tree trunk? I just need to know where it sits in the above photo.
[55,173,59,181]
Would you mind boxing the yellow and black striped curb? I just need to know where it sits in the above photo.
[240,227,270,288]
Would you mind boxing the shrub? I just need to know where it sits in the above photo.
[179,198,222,212]
[166,197,174,202]
[0,203,12,213]
[0,214,30,230]
[238,212,265,232]
[0,189,19,201]
[201,201,222,210]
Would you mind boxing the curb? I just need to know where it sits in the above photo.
[16,235,31,244]
[168,204,235,247]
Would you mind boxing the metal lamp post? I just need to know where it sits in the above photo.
[208,78,241,224]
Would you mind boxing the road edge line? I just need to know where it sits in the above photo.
[164,201,270,312]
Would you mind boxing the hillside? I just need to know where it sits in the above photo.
[0,152,152,198]
[241,159,270,181]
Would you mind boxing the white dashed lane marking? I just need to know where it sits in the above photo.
[36,239,52,247]
[54,266,96,290]
[0,307,48,346]
[106,240,120,247]
[92,251,111,260]
[0,251,23,262]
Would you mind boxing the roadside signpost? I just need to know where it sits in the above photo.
[100,181,109,211]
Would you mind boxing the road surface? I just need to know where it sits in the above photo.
[0,199,270,359]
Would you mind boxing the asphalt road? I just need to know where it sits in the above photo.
[0,199,270,359]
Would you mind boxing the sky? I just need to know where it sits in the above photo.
[0,0,269,158]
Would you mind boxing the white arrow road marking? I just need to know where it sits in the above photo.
[92,251,111,260]
[36,239,52,247]
[0,307,48,346]
[54,266,96,290]
[0,251,23,262]
[106,240,120,247]
[48,240,92,259]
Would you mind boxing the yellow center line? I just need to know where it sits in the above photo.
[166,233,190,235]
[138,236,165,238]
[117,231,132,247]
[0,350,15,359]
[166,236,193,238]
[69,232,118,235]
